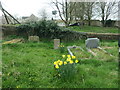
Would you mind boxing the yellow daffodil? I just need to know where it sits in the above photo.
[72,56,76,59]
[67,57,71,60]
[64,61,67,65]
[67,55,71,58]
[57,60,61,63]
[75,60,79,63]
[55,65,59,69]
[62,55,66,58]
[54,61,57,65]
[59,61,63,66]
[66,58,71,62]
[69,60,74,64]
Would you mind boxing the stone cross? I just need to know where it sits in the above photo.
[54,39,60,49]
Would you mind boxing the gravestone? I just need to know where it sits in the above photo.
[54,39,60,49]
[28,36,39,42]
[85,38,100,48]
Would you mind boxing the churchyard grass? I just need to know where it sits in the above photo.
[2,38,118,88]
[67,26,118,33]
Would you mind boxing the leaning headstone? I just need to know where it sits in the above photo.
[28,36,39,42]
[85,38,100,48]
[54,39,60,49]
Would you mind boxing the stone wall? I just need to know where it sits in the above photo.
[1,25,119,41]
[2,25,18,38]
[62,31,119,41]
[86,32,119,40]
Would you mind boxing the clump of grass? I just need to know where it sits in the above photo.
[58,43,65,53]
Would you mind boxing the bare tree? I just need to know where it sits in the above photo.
[51,0,76,26]
[84,2,95,26]
[97,0,118,27]
[38,9,48,20]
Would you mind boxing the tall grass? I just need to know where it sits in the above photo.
[2,39,118,88]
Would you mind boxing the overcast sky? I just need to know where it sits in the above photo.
[0,0,119,20]
[0,0,57,19]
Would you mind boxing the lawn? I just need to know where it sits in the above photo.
[2,38,118,88]
[67,26,118,33]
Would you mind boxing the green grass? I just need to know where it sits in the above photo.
[2,39,118,88]
[67,26,118,33]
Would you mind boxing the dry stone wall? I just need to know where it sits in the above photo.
[1,25,119,40]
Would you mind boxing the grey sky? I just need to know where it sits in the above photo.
[0,0,119,20]
[0,0,56,18]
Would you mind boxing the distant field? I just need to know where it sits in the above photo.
[67,26,118,33]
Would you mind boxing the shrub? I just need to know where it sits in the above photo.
[105,19,115,27]
[16,20,86,41]
[16,24,33,37]
[16,20,64,39]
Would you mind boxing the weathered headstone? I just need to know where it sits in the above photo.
[85,38,100,48]
[28,36,39,42]
[54,39,60,49]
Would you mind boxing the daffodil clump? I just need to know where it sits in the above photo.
[59,44,65,53]
[54,55,79,69]
[53,55,79,81]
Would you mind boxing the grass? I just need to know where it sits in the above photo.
[67,26,118,33]
[2,38,118,88]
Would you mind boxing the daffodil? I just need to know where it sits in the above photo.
[69,60,74,64]
[54,61,57,65]
[57,60,61,63]
[55,65,59,69]
[66,58,71,62]
[75,60,79,63]
[64,61,67,65]
[72,56,76,59]
[62,55,65,58]
[59,61,63,66]
[67,55,71,58]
